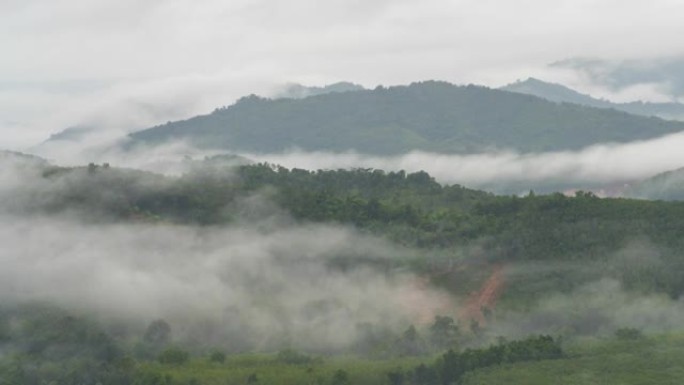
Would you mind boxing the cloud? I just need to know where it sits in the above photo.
[1,72,283,151]
[22,127,684,195]
[0,216,455,351]
[552,56,684,101]
[4,1,684,149]
[240,131,684,193]
[6,141,684,353]
[0,156,456,351]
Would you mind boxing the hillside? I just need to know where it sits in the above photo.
[463,334,684,385]
[625,167,684,200]
[5,158,684,383]
[502,78,684,121]
[8,159,684,298]
[128,81,684,155]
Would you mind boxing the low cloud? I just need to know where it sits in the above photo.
[1,73,283,151]
[23,128,684,195]
[0,216,454,351]
[552,56,684,102]
[0,157,454,351]
[243,131,684,193]
[4,146,684,353]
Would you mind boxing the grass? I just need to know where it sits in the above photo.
[463,333,684,385]
[137,353,432,385]
[136,334,684,385]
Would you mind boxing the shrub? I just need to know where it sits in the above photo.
[209,351,226,364]
[158,347,189,365]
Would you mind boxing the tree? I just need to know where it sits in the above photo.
[209,351,226,363]
[429,316,459,350]
[144,319,171,346]
[331,369,349,385]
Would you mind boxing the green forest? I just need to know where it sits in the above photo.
[2,157,684,384]
[128,81,684,154]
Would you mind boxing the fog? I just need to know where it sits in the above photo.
[3,151,684,356]
[243,132,684,193]
[553,56,684,102]
[5,1,684,149]
[0,156,455,352]
[486,241,684,340]
[27,128,684,196]
[0,217,458,351]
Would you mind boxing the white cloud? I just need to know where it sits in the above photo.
[3,0,684,149]
[242,131,684,190]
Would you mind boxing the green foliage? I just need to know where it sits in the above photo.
[462,334,684,385]
[276,349,313,365]
[429,316,459,350]
[433,335,563,384]
[134,354,427,385]
[18,161,684,300]
[129,81,684,154]
[208,351,226,364]
[158,347,190,366]
[331,369,349,385]
[0,305,131,385]
[145,320,172,346]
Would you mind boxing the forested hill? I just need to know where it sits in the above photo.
[626,167,684,200]
[502,78,684,121]
[128,81,684,155]
[11,161,684,279]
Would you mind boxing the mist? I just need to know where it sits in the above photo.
[0,216,457,352]
[242,131,684,193]
[6,0,684,152]
[3,147,684,358]
[484,240,684,340]
[0,156,455,352]
[24,127,684,196]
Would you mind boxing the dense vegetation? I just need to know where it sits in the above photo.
[10,160,684,299]
[462,333,684,385]
[0,305,562,385]
[128,81,684,154]
[5,156,684,384]
[625,166,684,200]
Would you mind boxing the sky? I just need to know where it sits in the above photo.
[2,0,684,149]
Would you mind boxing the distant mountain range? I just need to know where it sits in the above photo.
[501,78,684,121]
[128,81,684,155]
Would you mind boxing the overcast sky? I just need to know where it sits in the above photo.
[3,0,684,149]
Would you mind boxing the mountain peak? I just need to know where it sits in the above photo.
[502,78,684,120]
[274,81,365,99]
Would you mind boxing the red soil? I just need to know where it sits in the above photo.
[459,264,505,327]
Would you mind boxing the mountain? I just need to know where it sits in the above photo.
[624,167,684,200]
[0,149,47,165]
[502,78,684,121]
[44,125,96,142]
[274,81,365,99]
[128,81,684,155]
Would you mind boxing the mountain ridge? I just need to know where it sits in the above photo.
[502,77,684,121]
[128,80,684,155]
